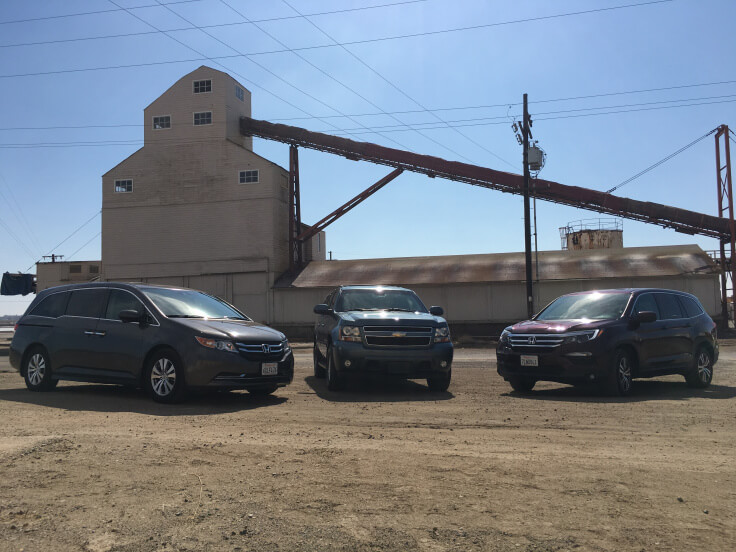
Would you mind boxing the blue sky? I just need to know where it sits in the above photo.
[1,0,735,314]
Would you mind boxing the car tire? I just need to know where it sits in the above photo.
[23,347,58,392]
[606,348,634,397]
[686,345,714,388]
[427,369,451,392]
[249,385,278,396]
[326,345,343,391]
[313,342,326,379]
[508,376,535,393]
[145,349,186,403]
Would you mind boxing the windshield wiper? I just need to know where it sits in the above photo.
[216,316,249,321]
[167,314,205,318]
[384,308,419,312]
[348,308,381,311]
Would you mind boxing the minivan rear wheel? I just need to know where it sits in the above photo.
[23,347,58,392]
[686,346,713,388]
[145,349,186,403]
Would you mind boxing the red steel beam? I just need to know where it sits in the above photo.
[241,117,730,240]
[297,168,403,243]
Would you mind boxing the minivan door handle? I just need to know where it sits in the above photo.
[83,330,95,336]
[95,331,106,337]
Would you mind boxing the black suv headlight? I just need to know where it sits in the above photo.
[339,326,361,342]
[434,326,451,343]
[561,329,601,345]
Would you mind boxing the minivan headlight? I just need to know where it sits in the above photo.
[434,326,451,343]
[339,326,361,342]
[195,336,237,352]
[562,329,601,344]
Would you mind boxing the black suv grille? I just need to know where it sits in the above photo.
[236,342,284,360]
[363,326,433,347]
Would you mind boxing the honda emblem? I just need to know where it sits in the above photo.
[527,336,536,345]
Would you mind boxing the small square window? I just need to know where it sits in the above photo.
[69,265,82,274]
[153,115,170,129]
[114,179,133,193]
[193,79,211,93]
[89,265,99,274]
[235,85,244,102]
[239,170,259,184]
[194,111,212,126]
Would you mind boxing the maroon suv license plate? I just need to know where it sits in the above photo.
[261,363,278,375]
[520,355,538,367]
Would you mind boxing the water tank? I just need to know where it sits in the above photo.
[559,219,623,250]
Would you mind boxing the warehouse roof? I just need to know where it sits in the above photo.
[276,245,718,288]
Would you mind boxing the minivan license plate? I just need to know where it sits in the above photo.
[520,355,538,367]
[261,363,278,376]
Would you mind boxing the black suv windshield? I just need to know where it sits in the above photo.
[140,287,249,320]
[536,292,631,321]
[336,289,428,313]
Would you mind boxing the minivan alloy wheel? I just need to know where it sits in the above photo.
[150,358,177,397]
[27,353,46,386]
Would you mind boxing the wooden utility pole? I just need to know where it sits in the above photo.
[522,94,534,318]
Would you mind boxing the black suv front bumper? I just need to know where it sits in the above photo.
[333,341,453,378]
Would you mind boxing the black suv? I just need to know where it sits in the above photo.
[10,283,293,402]
[496,288,718,396]
[313,285,453,391]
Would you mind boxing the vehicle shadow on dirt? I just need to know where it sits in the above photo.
[0,383,287,415]
[305,375,454,402]
[503,379,736,403]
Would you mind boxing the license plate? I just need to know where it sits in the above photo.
[261,363,278,376]
[520,355,538,367]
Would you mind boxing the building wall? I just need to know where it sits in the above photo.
[36,261,101,291]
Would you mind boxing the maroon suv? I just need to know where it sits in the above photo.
[496,289,718,396]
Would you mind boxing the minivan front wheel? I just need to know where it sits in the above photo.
[686,346,713,388]
[145,350,186,403]
[23,347,58,392]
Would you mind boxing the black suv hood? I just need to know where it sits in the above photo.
[338,311,444,326]
[170,318,285,342]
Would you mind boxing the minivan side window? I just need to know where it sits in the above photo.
[29,292,69,318]
[633,293,659,319]
[65,289,108,318]
[655,293,684,320]
[105,289,143,320]
[678,295,704,318]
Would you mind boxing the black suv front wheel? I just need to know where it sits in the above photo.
[427,369,451,392]
[326,345,344,391]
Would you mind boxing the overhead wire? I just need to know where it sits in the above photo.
[67,232,102,261]
[0,0,675,80]
[24,211,101,272]
[605,129,718,194]
[0,173,44,256]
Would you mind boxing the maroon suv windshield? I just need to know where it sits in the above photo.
[536,292,631,321]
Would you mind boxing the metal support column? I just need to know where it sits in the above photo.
[288,145,303,273]
[716,125,734,327]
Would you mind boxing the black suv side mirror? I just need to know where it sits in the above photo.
[429,306,444,316]
[632,311,657,325]
[314,304,333,315]
[119,309,142,324]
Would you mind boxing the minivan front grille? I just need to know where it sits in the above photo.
[363,326,433,347]
[236,342,283,360]
[508,333,565,351]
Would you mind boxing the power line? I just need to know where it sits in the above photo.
[24,211,101,272]
[0,0,202,25]
[67,232,102,261]
[606,129,718,194]
[0,0,427,48]
[0,0,674,80]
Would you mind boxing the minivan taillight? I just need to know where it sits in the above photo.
[14,323,18,332]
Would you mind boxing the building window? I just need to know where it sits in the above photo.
[69,265,82,274]
[194,111,212,126]
[89,265,99,274]
[193,79,211,93]
[114,179,133,193]
[239,170,259,183]
[152,115,170,129]
[235,85,244,102]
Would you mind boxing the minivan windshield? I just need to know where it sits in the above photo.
[536,292,631,321]
[335,289,428,313]
[140,287,249,320]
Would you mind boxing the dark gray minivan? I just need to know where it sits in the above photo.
[9,283,293,402]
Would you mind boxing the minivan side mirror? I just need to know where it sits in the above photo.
[119,309,142,324]
[632,310,657,324]
[429,306,444,316]
[313,304,333,315]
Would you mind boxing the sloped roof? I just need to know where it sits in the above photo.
[277,245,719,288]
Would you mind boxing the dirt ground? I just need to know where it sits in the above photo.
[0,339,734,552]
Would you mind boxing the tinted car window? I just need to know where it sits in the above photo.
[65,288,108,318]
[679,295,704,318]
[335,289,428,313]
[105,289,143,320]
[633,293,659,319]
[536,292,630,321]
[29,292,69,318]
[655,293,683,319]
